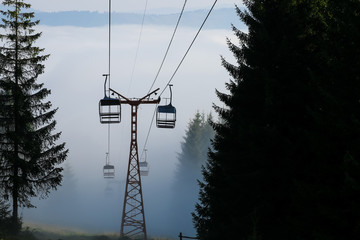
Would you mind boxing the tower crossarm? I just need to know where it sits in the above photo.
[110,87,160,106]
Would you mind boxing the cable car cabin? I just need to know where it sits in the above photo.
[99,97,121,124]
[103,164,115,178]
[139,161,149,176]
[156,104,176,128]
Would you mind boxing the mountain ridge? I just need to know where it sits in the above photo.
[35,8,246,29]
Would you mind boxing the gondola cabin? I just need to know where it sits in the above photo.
[156,104,176,128]
[139,161,149,176]
[99,97,121,124]
[103,164,115,178]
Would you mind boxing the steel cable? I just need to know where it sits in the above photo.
[147,0,188,94]
[141,0,218,158]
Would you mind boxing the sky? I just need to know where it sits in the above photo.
[8,0,247,238]
[28,0,244,13]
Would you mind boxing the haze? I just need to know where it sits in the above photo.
[20,2,244,238]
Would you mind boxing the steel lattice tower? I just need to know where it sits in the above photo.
[121,104,146,238]
[110,88,160,240]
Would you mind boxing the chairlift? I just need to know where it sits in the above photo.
[99,97,121,123]
[103,164,115,178]
[156,85,176,129]
[140,162,149,176]
[103,152,115,178]
[99,74,121,124]
[139,149,149,176]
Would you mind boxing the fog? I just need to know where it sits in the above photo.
[21,22,239,238]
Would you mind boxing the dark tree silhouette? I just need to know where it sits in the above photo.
[193,1,360,239]
[0,0,68,233]
[0,199,11,237]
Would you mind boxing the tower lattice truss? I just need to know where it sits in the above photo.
[121,105,147,239]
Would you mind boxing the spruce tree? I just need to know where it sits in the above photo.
[0,199,10,237]
[170,112,214,235]
[0,0,68,232]
[176,112,212,174]
[193,1,360,239]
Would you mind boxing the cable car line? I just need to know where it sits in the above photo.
[107,0,112,173]
[108,0,112,86]
[128,0,149,93]
[147,0,188,94]
[140,107,157,160]
[142,0,189,156]
[159,0,218,97]
[141,0,218,155]
[97,0,218,236]
[107,0,112,164]
[99,0,117,178]
[100,0,218,172]
[141,84,175,159]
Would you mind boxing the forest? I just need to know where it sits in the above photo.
[193,1,360,240]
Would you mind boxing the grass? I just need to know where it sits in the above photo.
[21,222,173,240]
[22,222,120,240]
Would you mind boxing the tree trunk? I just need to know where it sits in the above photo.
[12,184,18,221]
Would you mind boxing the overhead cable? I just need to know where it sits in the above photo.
[108,0,112,89]
[140,107,157,160]
[107,0,112,164]
[128,0,149,93]
[147,0,188,94]
[141,0,218,156]
[160,0,218,97]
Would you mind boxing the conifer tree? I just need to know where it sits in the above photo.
[0,199,10,237]
[170,112,214,235]
[176,112,213,175]
[193,1,360,239]
[0,0,68,232]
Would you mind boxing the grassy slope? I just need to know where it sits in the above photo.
[23,222,120,240]
[23,222,172,240]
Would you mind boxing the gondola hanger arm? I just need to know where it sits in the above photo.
[109,88,130,102]
[139,88,160,102]
[110,87,160,104]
